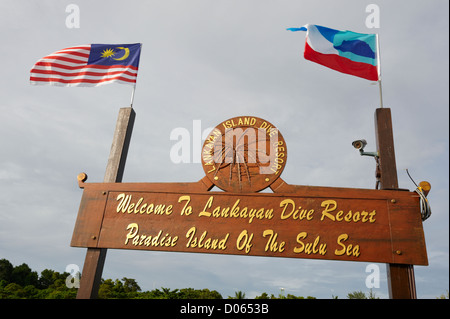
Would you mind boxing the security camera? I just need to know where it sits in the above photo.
[352,139,367,151]
[352,139,378,158]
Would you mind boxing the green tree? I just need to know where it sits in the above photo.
[347,290,379,299]
[437,290,449,299]
[122,277,141,293]
[38,269,68,289]
[229,291,246,299]
[135,288,166,299]
[38,269,55,289]
[112,278,126,297]
[286,293,315,299]
[347,290,367,299]
[255,292,315,299]
[22,285,39,299]
[11,263,39,287]
[98,278,115,299]
[2,283,25,299]
[198,288,222,299]
[44,288,77,299]
[98,278,129,298]
[255,292,270,299]
[0,259,13,283]
[161,287,180,299]
[178,288,223,299]
[97,277,142,298]
[178,287,199,299]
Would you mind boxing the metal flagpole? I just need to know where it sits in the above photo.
[376,34,384,108]
[130,84,136,107]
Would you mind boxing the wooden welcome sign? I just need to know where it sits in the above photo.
[71,116,428,266]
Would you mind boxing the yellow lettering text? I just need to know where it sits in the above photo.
[334,233,361,257]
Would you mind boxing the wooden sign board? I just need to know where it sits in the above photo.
[71,175,428,265]
[72,112,428,299]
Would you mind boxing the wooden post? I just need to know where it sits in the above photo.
[375,108,417,299]
[76,107,136,299]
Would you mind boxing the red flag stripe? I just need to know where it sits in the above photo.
[31,68,138,77]
[40,55,88,65]
[47,51,90,59]
[30,76,136,84]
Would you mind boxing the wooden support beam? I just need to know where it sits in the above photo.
[375,108,417,299]
[76,107,136,299]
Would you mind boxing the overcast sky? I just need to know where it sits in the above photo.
[0,0,448,299]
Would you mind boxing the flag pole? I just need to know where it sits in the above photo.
[76,107,136,298]
[376,34,384,108]
[130,84,136,108]
[130,43,142,108]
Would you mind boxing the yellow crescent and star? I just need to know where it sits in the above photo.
[100,46,130,60]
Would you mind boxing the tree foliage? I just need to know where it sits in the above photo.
[0,258,222,299]
[229,290,246,299]
[347,289,379,299]
[1,258,77,299]
[7,258,432,299]
[254,292,316,299]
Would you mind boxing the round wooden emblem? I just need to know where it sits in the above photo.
[201,116,287,192]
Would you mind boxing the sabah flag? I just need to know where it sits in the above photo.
[287,24,379,81]
[30,43,141,87]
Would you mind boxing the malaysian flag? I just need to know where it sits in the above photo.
[30,43,141,87]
